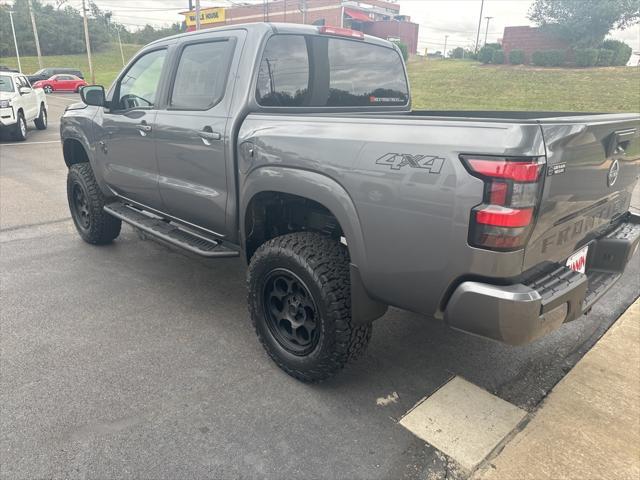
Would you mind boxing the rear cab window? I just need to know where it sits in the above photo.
[256,34,408,108]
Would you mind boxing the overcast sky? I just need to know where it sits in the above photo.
[23,0,640,52]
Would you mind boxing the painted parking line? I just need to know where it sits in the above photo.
[0,140,61,146]
[399,376,527,472]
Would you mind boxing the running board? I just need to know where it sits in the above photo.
[104,202,239,258]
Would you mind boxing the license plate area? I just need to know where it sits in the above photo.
[566,245,589,273]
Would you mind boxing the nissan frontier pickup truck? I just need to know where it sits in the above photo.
[60,23,640,382]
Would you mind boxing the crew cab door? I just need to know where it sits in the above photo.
[153,32,243,237]
[96,47,169,208]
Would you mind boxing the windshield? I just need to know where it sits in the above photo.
[34,69,46,75]
[0,75,14,92]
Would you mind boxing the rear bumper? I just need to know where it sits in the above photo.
[444,212,640,345]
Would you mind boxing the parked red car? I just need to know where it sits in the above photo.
[32,74,87,94]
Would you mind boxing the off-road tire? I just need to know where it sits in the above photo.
[13,112,27,141]
[248,232,372,382]
[67,163,121,244]
[34,104,47,130]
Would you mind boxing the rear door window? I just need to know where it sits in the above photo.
[170,40,234,110]
[256,35,309,107]
[256,34,408,108]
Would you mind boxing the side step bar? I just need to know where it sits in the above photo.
[104,202,239,258]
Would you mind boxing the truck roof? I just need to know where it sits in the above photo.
[0,71,26,78]
[148,22,395,50]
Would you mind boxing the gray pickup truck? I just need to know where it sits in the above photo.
[61,23,640,382]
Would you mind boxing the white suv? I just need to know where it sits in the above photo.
[0,71,48,141]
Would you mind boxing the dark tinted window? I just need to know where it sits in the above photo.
[256,34,408,107]
[257,35,309,107]
[170,40,233,110]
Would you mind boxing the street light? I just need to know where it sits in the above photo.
[8,10,22,73]
[484,16,494,46]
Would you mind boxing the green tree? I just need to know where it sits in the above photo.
[528,0,640,47]
[449,47,464,59]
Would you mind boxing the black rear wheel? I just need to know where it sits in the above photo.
[248,232,372,382]
[67,163,121,244]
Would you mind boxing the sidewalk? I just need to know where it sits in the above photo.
[475,298,640,480]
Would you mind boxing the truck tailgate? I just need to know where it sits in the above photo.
[524,114,640,269]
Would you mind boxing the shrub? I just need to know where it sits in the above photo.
[600,39,632,66]
[575,48,599,67]
[531,51,546,66]
[509,50,526,65]
[531,50,565,67]
[478,46,496,64]
[544,50,565,67]
[492,49,505,64]
[596,48,614,66]
[392,41,409,62]
[509,49,526,65]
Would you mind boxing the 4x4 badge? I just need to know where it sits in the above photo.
[376,153,444,173]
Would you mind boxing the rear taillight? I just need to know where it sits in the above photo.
[461,155,545,251]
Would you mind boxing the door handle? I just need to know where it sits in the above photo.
[198,127,221,145]
[137,123,152,136]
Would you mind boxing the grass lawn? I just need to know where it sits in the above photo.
[0,44,142,87]
[407,58,640,112]
[2,45,638,113]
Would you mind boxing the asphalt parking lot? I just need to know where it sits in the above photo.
[1,94,639,480]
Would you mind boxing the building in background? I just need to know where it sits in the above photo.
[501,26,570,61]
[181,0,419,54]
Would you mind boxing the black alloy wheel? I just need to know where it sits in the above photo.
[263,268,320,355]
[71,182,91,231]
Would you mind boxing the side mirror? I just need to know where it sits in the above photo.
[80,85,106,107]
[19,86,32,95]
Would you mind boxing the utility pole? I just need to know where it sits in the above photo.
[195,0,201,30]
[81,0,95,84]
[443,35,449,59]
[8,10,22,73]
[299,0,307,24]
[484,16,493,45]
[117,29,125,66]
[26,0,43,69]
[474,0,485,53]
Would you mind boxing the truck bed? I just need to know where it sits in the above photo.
[239,110,640,317]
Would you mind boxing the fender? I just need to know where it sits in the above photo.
[61,114,111,197]
[241,166,387,325]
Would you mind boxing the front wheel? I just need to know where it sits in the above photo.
[67,163,121,244]
[248,232,372,382]
[43,85,53,94]
[13,112,27,141]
